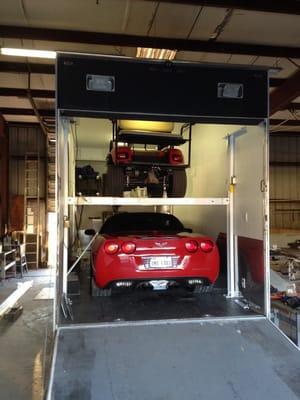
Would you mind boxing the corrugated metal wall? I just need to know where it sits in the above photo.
[9,125,46,197]
[8,125,47,236]
[270,135,300,230]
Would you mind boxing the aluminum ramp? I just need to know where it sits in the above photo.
[48,317,300,400]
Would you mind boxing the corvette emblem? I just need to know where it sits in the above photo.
[155,242,168,247]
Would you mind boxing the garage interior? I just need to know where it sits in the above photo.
[0,2,300,400]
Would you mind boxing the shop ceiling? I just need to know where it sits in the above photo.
[0,0,300,135]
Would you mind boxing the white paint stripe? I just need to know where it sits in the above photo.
[0,280,33,317]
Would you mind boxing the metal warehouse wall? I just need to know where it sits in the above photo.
[8,125,46,234]
[270,135,300,230]
[9,125,46,197]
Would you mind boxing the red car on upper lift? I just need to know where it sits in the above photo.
[88,212,220,296]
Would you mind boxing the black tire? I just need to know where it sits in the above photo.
[105,165,124,196]
[91,276,112,297]
[168,169,187,197]
[102,173,107,196]
[193,284,213,294]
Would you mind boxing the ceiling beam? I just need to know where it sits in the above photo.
[1,25,300,58]
[270,119,300,127]
[270,78,287,88]
[270,69,300,115]
[0,114,5,138]
[288,103,300,110]
[270,131,300,137]
[0,107,54,117]
[6,121,41,128]
[140,0,300,15]
[0,61,54,74]
[0,87,54,98]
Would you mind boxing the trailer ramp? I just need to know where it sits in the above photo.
[48,317,300,400]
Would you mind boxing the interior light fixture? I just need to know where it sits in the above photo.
[136,47,177,60]
[0,47,56,59]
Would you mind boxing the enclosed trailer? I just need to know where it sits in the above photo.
[47,53,300,399]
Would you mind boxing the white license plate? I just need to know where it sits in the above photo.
[148,257,173,269]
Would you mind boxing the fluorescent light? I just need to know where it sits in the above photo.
[136,47,177,60]
[1,47,56,59]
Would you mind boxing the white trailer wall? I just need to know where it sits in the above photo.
[175,124,230,239]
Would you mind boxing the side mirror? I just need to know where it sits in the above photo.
[183,227,193,233]
[85,229,96,236]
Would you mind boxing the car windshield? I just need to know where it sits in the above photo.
[100,212,184,234]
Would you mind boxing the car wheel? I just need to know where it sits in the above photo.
[91,277,112,297]
[105,165,124,196]
[168,169,187,197]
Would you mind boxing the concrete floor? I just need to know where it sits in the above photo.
[0,269,54,400]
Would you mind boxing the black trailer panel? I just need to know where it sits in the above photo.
[57,54,268,122]
[49,318,300,400]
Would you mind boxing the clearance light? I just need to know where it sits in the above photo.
[136,47,177,60]
[104,242,119,255]
[185,240,198,253]
[1,48,56,59]
[200,240,214,253]
[121,242,136,254]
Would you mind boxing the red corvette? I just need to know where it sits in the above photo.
[89,212,220,296]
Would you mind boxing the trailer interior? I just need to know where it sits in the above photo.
[58,116,267,325]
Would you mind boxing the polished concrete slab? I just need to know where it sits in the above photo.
[50,318,300,400]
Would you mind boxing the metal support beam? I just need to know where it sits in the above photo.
[1,25,300,58]
[270,119,300,127]
[269,78,287,88]
[6,121,41,128]
[286,102,300,111]
[270,131,300,137]
[0,115,9,235]
[270,69,300,115]
[0,107,54,116]
[140,0,300,15]
[0,61,54,74]
[0,87,54,98]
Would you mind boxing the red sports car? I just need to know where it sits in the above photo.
[89,212,219,296]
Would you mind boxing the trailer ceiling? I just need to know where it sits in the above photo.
[0,0,299,133]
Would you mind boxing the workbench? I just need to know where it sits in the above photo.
[0,249,17,281]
